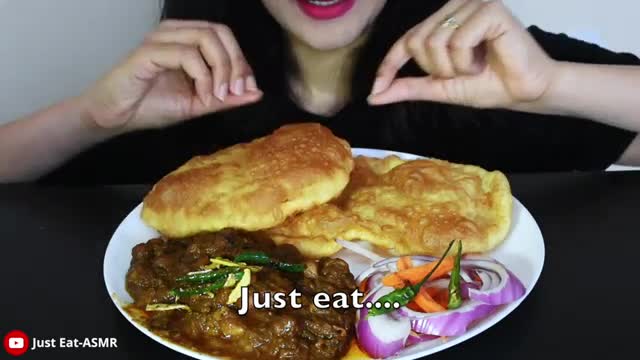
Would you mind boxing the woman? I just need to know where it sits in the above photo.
[1,0,639,184]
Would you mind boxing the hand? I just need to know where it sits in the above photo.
[82,20,262,131]
[368,0,559,110]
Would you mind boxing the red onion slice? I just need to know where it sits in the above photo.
[372,256,436,271]
[463,261,526,305]
[356,254,526,341]
[402,301,498,336]
[406,332,440,346]
[356,286,412,359]
[336,239,385,262]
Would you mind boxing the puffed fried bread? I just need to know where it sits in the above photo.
[141,123,354,237]
[347,158,513,255]
[266,156,512,257]
[266,155,406,257]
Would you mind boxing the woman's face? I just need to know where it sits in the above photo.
[261,0,387,50]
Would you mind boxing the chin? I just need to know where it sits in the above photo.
[295,26,365,50]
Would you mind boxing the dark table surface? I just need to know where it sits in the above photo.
[1,171,639,359]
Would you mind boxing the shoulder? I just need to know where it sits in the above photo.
[527,25,640,65]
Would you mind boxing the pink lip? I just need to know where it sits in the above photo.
[296,0,356,21]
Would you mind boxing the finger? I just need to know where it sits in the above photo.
[417,0,471,28]
[404,27,434,79]
[368,76,450,105]
[429,0,484,77]
[371,0,468,95]
[194,89,264,115]
[450,1,516,51]
[148,28,232,101]
[405,0,469,78]
[212,24,256,94]
[156,20,257,94]
[132,43,213,106]
[371,34,412,95]
[158,19,222,31]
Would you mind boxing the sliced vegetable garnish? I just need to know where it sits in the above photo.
[187,269,213,276]
[401,301,497,336]
[464,264,525,305]
[414,287,445,313]
[447,240,463,310]
[170,276,228,298]
[234,251,305,273]
[176,267,245,285]
[145,304,191,312]
[382,255,455,287]
[227,268,251,304]
[223,272,241,288]
[335,239,385,262]
[274,262,306,273]
[234,252,272,265]
[397,256,413,271]
[167,254,268,300]
[369,240,456,317]
[381,273,406,288]
[356,241,526,353]
[204,257,244,270]
[406,332,440,347]
[357,287,412,359]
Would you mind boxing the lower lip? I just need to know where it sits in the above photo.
[296,0,356,21]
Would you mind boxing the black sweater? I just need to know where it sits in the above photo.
[40,26,639,185]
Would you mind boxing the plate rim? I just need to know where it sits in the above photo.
[103,147,546,360]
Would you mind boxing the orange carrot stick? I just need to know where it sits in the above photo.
[359,279,369,293]
[432,288,450,308]
[414,288,446,313]
[394,256,455,285]
[423,287,440,297]
[407,301,423,312]
[397,256,413,271]
[382,273,406,288]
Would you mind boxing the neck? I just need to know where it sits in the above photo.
[288,33,368,116]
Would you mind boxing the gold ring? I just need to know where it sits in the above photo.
[441,15,461,30]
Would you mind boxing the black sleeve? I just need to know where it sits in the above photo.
[36,116,229,186]
[525,26,638,170]
[36,129,183,186]
[528,26,640,66]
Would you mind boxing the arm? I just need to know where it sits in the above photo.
[529,63,640,133]
[368,0,640,165]
[0,97,120,183]
[0,20,262,184]
[526,63,640,165]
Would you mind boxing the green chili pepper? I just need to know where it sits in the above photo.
[447,240,463,310]
[234,251,305,273]
[176,267,244,284]
[234,252,272,265]
[274,262,306,273]
[169,276,228,298]
[368,240,456,317]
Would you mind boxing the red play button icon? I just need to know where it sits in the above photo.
[4,330,29,356]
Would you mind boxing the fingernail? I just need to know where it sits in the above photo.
[232,78,245,96]
[246,76,258,91]
[371,77,386,95]
[216,83,228,102]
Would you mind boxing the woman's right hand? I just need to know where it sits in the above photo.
[82,20,262,131]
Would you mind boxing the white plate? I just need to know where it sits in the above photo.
[103,148,545,360]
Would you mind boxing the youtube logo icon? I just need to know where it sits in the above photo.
[4,330,29,356]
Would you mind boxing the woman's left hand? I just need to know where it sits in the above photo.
[368,0,558,110]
